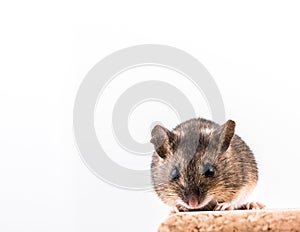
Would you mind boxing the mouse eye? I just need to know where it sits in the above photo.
[203,164,214,177]
[170,167,180,181]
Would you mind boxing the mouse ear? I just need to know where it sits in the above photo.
[150,125,178,159]
[218,120,235,153]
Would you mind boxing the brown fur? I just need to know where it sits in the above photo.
[150,118,258,211]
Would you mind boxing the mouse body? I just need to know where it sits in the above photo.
[150,118,264,211]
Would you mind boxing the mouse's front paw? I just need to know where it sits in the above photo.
[169,205,188,214]
[239,202,265,210]
[214,202,234,211]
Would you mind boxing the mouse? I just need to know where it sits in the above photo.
[150,118,265,212]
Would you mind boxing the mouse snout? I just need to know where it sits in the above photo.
[188,195,199,208]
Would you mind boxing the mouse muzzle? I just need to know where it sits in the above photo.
[188,195,199,208]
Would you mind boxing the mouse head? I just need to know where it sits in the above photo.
[150,119,236,210]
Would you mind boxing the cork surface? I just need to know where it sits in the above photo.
[158,209,300,232]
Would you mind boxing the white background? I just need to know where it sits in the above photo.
[1,1,300,232]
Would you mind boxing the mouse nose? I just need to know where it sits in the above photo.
[188,195,199,208]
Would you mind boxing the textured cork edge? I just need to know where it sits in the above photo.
[158,209,300,232]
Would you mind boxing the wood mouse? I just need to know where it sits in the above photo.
[150,118,265,212]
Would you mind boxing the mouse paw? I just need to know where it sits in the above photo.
[214,202,234,211]
[239,202,265,210]
[169,205,188,214]
[169,207,180,215]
